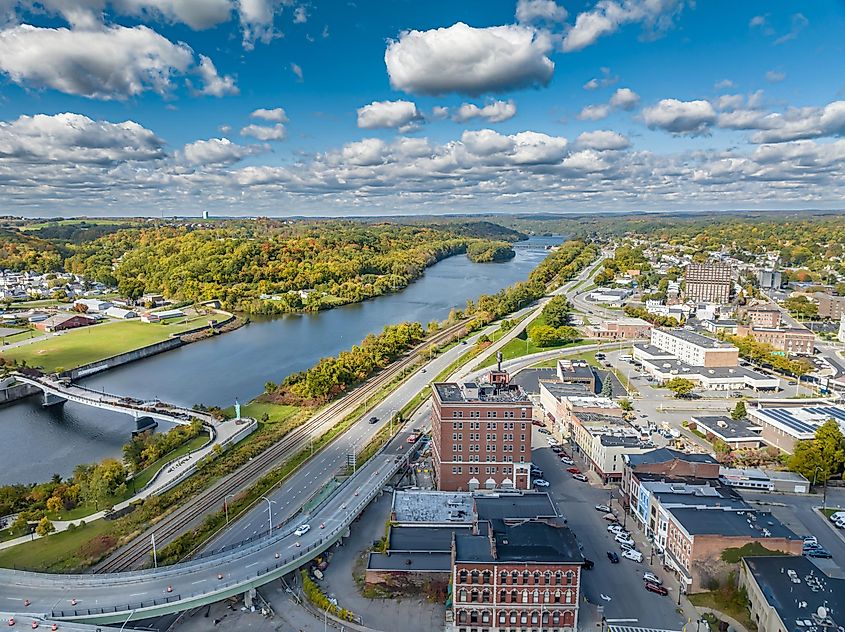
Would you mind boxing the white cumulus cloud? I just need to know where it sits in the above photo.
[384,22,554,96]
[192,54,238,96]
[642,98,717,135]
[450,100,517,123]
[240,123,286,141]
[250,107,288,123]
[576,130,630,150]
[356,100,422,130]
[181,137,263,165]
[563,0,687,52]
[515,0,567,23]
[609,87,639,110]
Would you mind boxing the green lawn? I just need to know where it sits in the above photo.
[480,334,591,367]
[0,316,211,372]
[0,518,115,572]
[238,401,301,426]
[1,329,40,344]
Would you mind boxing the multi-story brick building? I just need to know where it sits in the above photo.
[432,371,533,491]
[736,325,815,356]
[649,328,739,367]
[585,317,653,340]
[743,306,782,328]
[683,263,733,304]
[451,519,583,632]
[622,448,720,511]
[814,292,845,320]
[569,411,650,483]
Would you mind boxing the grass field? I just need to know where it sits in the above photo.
[0,518,114,572]
[238,401,301,427]
[19,219,130,231]
[481,333,591,367]
[0,329,41,344]
[0,316,211,372]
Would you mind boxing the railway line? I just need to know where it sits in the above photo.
[93,320,467,573]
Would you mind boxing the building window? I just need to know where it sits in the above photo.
[459,570,468,583]
[487,411,497,418]
[554,571,562,585]
[566,571,574,585]
[471,570,480,584]
[453,411,464,418]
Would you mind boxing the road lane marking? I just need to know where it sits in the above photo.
[191,579,207,584]
[246,562,259,568]
[128,593,147,597]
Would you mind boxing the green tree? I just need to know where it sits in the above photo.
[787,419,845,482]
[600,377,613,398]
[541,296,572,328]
[619,398,633,412]
[35,516,55,537]
[664,377,695,398]
[731,401,747,420]
[529,324,560,347]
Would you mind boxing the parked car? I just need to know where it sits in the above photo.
[806,548,833,559]
[566,467,581,474]
[573,473,588,482]
[603,513,618,522]
[551,446,563,453]
[615,534,635,547]
[533,479,550,488]
[294,524,311,536]
[538,428,551,435]
[622,549,643,562]
[595,504,611,513]
[531,469,544,479]
[644,582,668,596]
[607,551,619,563]
[583,558,594,570]
[643,572,662,585]
[560,457,574,465]
[608,524,624,533]
[803,535,818,545]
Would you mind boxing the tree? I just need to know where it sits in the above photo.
[600,377,613,398]
[731,401,747,420]
[664,377,695,398]
[619,398,633,412]
[787,419,845,482]
[529,325,560,348]
[46,495,63,513]
[35,516,55,537]
[542,296,572,328]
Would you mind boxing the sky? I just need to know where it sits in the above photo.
[1,0,845,217]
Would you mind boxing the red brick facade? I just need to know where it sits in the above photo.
[452,562,580,632]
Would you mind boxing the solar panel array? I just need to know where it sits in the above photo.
[756,405,845,437]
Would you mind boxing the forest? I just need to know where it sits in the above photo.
[0,219,525,314]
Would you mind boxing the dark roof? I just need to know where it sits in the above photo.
[367,551,452,571]
[627,448,719,467]
[744,556,845,632]
[654,492,748,510]
[434,382,530,404]
[474,493,557,522]
[692,415,762,441]
[539,381,593,398]
[511,368,557,394]
[658,328,734,349]
[389,526,462,552]
[669,507,799,539]
[557,362,595,382]
[455,520,582,564]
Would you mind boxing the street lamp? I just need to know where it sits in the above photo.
[119,609,136,631]
[224,494,236,526]
[259,496,276,537]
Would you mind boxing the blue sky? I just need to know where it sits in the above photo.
[1,0,844,216]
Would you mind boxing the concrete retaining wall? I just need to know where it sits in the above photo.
[65,338,184,380]
[0,381,39,406]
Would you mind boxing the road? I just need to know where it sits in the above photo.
[532,437,685,630]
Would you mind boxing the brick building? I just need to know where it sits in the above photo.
[585,317,653,340]
[622,448,720,510]
[432,371,533,492]
[683,263,733,304]
[736,325,815,356]
[34,313,96,332]
[743,306,782,328]
[451,519,583,632]
[813,292,845,320]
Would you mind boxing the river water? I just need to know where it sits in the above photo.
[0,237,561,484]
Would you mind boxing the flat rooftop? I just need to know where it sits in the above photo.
[367,551,452,572]
[539,380,593,399]
[392,490,474,524]
[744,556,844,632]
[657,328,735,349]
[669,507,798,539]
[751,405,845,439]
[641,357,774,381]
[475,492,557,521]
[557,360,595,381]
[627,448,719,467]
[691,415,763,441]
[389,526,462,552]
[511,368,557,394]
[434,382,531,404]
[633,342,674,357]
[455,520,582,564]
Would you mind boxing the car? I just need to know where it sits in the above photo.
[615,534,635,547]
[533,479,550,488]
[531,468,544,478]
[643,572,662,585]
[560,457,574,465]
[608,524,623,533]
[551,446,563,453]
[803,542,821,550]
[368,416,379,424]
[583,558,594,570]
[607,551,619,563]
[644,582,668,596]
[603,513,618,522]
[421,368,426,373]
[619,542,635,552]
[572,473,588,482]
[622,549,643,562]
[595,504,611,513]
[546,437,557,446]
[461,341,468,345]
[805,548,833,559]
[538,428,551,435]
[803,535,818,544]
[566,467,581,474]
[294,524,310,536]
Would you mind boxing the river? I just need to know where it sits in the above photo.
[0,237,561,484]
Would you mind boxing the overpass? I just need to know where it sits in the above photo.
[0,430,412,626]
[12,373,216,428]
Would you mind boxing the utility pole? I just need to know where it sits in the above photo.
[224,494,236,526]
[259,496,275,537]
[151,533,157,568]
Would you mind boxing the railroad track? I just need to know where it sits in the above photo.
[93,320,467,573]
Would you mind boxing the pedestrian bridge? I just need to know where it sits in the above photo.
[12,373,215,427]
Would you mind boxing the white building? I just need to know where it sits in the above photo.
[105,307,137,319]
[649,328,739,367]
[74,298,113,313]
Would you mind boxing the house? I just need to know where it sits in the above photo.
[73,298,112,313]
[35,313,96,332]
[141,293,166,307]
[105,307,137,319]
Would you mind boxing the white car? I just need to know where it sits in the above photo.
[595,504,611,513]
[533,479,550,488]
[615,534,635,547]
[607,524,625,533]
[294,524,311,537]
[622,549,643,562]
[560,457,574,465]
[643,572,662,585]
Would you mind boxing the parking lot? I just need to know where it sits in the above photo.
[531,435,687,631]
